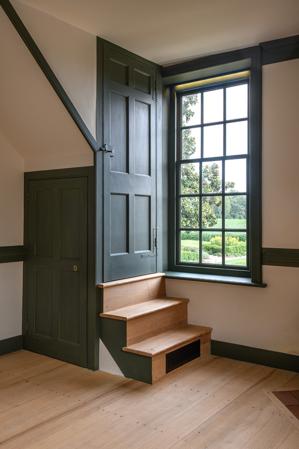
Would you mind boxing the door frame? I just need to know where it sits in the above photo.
[23,166,99,370]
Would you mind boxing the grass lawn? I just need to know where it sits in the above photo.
[215,218,246,229]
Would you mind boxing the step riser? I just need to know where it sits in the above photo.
[102,277,166,312]
[152,334,211,383]
[126,303,188,345]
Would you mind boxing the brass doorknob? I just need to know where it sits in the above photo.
[73,265,78,272]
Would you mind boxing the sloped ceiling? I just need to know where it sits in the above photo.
[0,9,93,171]
[16,0,299,64]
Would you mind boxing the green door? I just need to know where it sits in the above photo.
[98,39,159,281]
[24,175,88,367]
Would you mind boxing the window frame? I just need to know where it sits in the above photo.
[167,54,262,283]
[176,78,249,274]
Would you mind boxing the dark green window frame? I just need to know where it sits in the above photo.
[177,78,249,272]
[168,53,263,283]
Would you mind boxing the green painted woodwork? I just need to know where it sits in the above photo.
[0,246,26,263]
[0,336,23,355]
[96,38,161,283]
[100,317,152,384]
[23,168,97,369]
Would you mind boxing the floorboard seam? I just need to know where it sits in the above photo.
[167,368,277,449]
[0,378,133,445]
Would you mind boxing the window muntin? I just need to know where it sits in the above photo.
[177,80,249,270]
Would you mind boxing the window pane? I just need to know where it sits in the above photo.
[202,231,222,265]
[225,232,247,266]
[226,84,248,120]
[180,163,200,194]
[180,197,199,228]
[225,159,246,193]
[182,93,201,126]
[180,231,199,263]
[182,128,201,159]
[203,124,223,158]
[226,121,248,155]
[203,89,223,123]
[202,196,222,229]
[225,195,247,229]
[202,161,222,193]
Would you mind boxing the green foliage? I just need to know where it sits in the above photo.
[226,196,246,219]
[202,163,221,193]
[181,197,199,228]
[202,235,222,256]
[179,93,247,266]
[181,164,199,194]
[225,236,246,256]
[182,95,198,127]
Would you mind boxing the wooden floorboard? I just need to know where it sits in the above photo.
[0,350,298,448]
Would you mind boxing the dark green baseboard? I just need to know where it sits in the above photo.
[212,340,299,372]
[0,335,23,356]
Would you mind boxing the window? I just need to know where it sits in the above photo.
[169,72,261,279]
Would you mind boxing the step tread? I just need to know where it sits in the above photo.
[123,324,212,356]
[100,297,189,321]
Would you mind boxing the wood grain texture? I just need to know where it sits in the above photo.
[126,301,188,345]
[152,353,166,383]
[123,325,212,357]
[98,272,165,288]
[101,276,166,312]
[100,297,188,320]
[0,351,298,449]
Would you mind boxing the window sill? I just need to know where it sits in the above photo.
[164,271,267,288]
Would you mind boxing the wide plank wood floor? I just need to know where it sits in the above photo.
[0,350,298,449]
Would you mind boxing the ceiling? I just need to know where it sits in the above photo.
[16,0,299,65]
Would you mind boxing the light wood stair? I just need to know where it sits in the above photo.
[98,273,212,383]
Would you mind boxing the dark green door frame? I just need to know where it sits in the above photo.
[23,166,99,370]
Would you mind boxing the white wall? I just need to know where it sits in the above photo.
[0,8,94,172]
[0,4,96,340]
[0,131,24,340]
[263,59,299,248]
[167,59,299,356]
[13,0,97,138]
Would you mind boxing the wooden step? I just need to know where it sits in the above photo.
[123,324,212,357]
[100,297,188,321]
[100,297,189,345]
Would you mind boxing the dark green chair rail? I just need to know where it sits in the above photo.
[0,246,26,263]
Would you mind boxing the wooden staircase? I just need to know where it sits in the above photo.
[98,273,212,384]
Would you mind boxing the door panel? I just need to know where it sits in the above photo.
[110,92,129,173]
[24,176,88,367]
[34,267,53,337]
[101,40,158,281]
[134,100,151,175]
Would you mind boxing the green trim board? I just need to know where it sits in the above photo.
[0,336,23,355]
[0,246,26,263]
[162,35,299,85]
[23,167,98,370]
[100,316,152,384]
[261,35,299,65]
[262,248,299,267]
[0,0,98,152]
[211,340,299,373]
[167,48,263,283]
[165,271,267,287]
